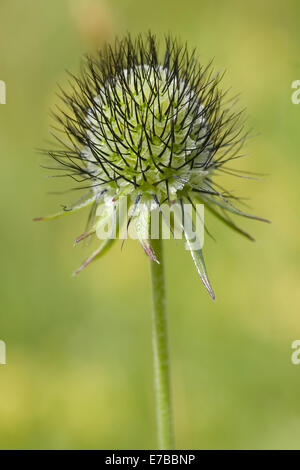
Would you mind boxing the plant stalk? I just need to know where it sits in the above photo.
[150,237,175,450]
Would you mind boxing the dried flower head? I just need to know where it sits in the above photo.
[35,33,268,299]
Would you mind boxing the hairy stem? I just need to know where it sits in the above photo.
[150,238,175,450]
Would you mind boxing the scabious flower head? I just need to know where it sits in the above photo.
[36,33,268,299]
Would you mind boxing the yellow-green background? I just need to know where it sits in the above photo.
[0,0,299,449]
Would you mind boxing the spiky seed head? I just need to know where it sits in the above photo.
[36,33,268,298]
[84,62,211,203]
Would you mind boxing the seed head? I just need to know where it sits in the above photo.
[35,33,269,299]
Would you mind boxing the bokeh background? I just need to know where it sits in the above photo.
[0,0,299,450]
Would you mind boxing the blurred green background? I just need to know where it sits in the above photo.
[0,0,299,450]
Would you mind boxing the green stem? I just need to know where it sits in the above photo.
[150,238,175,450]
